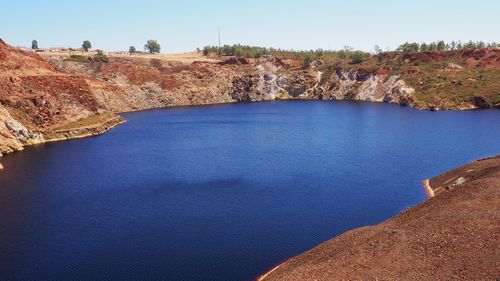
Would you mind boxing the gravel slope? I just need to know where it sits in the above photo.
[260,156,499,281]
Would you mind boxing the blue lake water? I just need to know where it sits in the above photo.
[0,101,499,280]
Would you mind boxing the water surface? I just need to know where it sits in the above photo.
[1,101,499,280]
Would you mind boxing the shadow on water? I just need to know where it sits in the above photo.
[0,101,499,280]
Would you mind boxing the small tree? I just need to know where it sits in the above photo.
[349,51,367,64]
[31,40,38,49]
[82,40,92,52]
[449,41,457,50]
[436,40,446,51]
[303,53,313,68]
[374,45,382,54]
[129,46,136,53]
[144,40,161,54]
[315,48,324,59]
[464,40,476,49]
[429,42,437,51]
[420,43,428,52]
[202,46,209,56]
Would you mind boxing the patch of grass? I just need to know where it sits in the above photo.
[53,112,118,131]
[65,54,89,63]
[313,48,499,108]
[401,66,500,106]
[92,51,109,63]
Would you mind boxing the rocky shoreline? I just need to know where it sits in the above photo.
[258,156,500,280]
[43,114,125,144]
[1,38,499,280]
[0,38,498,164]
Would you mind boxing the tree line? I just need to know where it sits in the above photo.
[29,39,497,58]
[395,40,498,53]
[203,44,358,59]
[202,44,371,64]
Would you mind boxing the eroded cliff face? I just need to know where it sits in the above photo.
[0,39,123,156]
[227,63,419,110]
[49,52,417,108]
[42,51,420,110]
[0,105,43,154]
[0,38,497,158]
[45,48,499,114]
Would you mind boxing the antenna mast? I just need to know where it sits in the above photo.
[217,26,220,49]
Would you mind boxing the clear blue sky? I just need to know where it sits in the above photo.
[1,0,499,53]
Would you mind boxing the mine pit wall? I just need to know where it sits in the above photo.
[0,110,124,158]
[0,104,44,156]
[227,66,417,108]
[7,49,497,160]
[0,38,423,164]
[43,55,419,110]
[0,57,420,159]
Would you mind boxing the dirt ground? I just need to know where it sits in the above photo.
[260,156,500,281]
[39,50,221,64]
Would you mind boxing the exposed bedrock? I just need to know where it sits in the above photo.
[1,38,498,158]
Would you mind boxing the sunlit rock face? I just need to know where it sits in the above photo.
[1,37,497,156]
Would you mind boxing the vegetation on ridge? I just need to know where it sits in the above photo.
[396,40,499,53]
[202,40,498,66]
[315,47,500,109]
[82,40,92,52]
[65,54,89,63]
[144,40,161,54]
[203,40,498,58]
[202,44,371,64]
[64,51,109,63]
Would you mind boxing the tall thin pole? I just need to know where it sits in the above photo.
[218,26,221,55]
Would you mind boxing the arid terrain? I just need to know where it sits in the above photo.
[0,38,499,160]
[259,156,500,281]
[0,37,499,280]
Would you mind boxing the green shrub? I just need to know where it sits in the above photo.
[65,54,89,63]
[92,50,109,63]
[202,46,210,56]
[349,51,367,64]
[376,53,385,63]
[303,54,313,68]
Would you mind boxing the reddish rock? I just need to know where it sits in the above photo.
[219,57,250,65]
